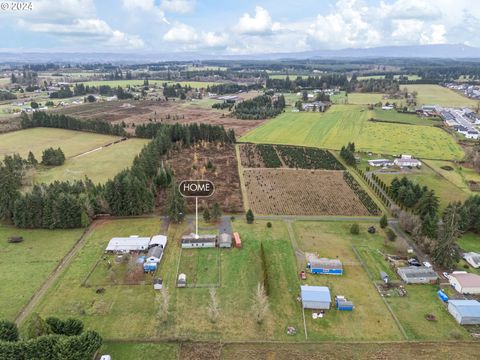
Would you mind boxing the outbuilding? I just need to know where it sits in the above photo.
[448,300,480,325]
[300,286,331,310]
[181,234,217,248]
[233,232,242,248]
[146,246,164,263]
[149,235,167,249]
[219,233,232,248]
[397,266,438,284]
[380,271,389,284]
[307,258,343,275]
[463,252,480,268]
[105,236,150,253]
[143,262,157,273]
[449,272,480,294]
[153,278,163,290]
[177,273,187,288]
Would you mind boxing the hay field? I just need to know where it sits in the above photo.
[406,84,477,107]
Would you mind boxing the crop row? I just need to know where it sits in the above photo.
[343,172,381,215]
[276,145,344,170]
[257,144,283,167]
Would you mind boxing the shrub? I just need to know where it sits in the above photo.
[0,320,18,342]
[246,209,254,224]
[380,214,388,229]
[386,228,397,241]
[266,222,272,228]
[350,223,360,235]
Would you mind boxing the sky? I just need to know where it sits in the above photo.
[1,0,480,54]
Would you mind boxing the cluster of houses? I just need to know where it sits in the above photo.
[105,235,167,273]
[368,154,422,169]
[440,107,480,140]
[445,83,480,100]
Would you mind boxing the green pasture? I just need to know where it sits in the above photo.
[406,85,478,107]
[371,109,441,126]
[0,225,83,321]
[240,105,464,160]
[347,93,384,104]
[458,232,480,253]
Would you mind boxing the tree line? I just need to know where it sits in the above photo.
[233,95,285,120]
[266,74,349,91]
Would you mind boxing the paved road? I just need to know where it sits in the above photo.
[15,224,95,325]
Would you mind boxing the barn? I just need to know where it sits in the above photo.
[105,236,150,253]
[307,258,343,275]
[300,286,331,310]
[449,272,480,294]
[397,266,438,284]
[448,300,480,325]
[181,234,217,248]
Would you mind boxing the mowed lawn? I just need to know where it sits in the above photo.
[371,109,442,126]
[33,138,149,184]
[292,221,403,341]
[347,93,384,104]
[240,105,464,160]
[458,232,480,253]
[407,84,478,107]
[0,128,120,159]
[0,224,83,321]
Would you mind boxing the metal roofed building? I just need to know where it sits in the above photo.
[448,300,480,325]
[397,266,438,284]
[105,236,151,253]
[449,272,480,294]
[149,235,167,249]
[307,258,343,275]
[464,252,480,269]
[181,233,217,248]
[300,286,331,309]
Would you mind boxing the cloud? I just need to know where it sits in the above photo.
[391,20,446,45]
[234,6,278,35]
[122,0,168,23]
[161,0,196,14]
[163,23,228,49]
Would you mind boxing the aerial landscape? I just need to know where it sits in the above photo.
[2,0,480,359]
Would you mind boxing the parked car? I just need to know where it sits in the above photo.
[423,261,432,268]
[299,271,307,280]
[442,272,449,279]
[408,258,421,267]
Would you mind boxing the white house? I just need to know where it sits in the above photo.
[149,235,167,249]
[449,272,480,294]
[368,159,394,167]
[464,252,480,268]
[466,130,480,140]
[105,236,150,253]
[394,155,422,168]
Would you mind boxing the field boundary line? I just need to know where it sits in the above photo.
[351,245,408,340]
[14,223,95,325]
[234,144,250,211]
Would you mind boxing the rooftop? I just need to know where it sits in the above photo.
[300,286,331,303]
[449,300,480,317]
[450,272,480,287]
[397,266,438,279]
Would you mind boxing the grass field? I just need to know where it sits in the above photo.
[0,128,121,159]
[406,85,478,107]
[347,93,384,104]
[100,343,178,360]
[0,224,83,321]
[376,165,469,211]
[78,80,221,88]
[178,248,220,287]
[292,221,403,340]
[371,109,441,126]
[458,232,480,252]
[32,138,149,184]
[423,160,480,194]
[240,105,464,160]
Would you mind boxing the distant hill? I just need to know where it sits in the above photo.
[1,44,480,63]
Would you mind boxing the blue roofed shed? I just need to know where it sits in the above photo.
[300,286,331,309]
[307,258,343,275]
[448,300,480,325]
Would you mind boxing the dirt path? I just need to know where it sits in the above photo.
[14,222,97,325]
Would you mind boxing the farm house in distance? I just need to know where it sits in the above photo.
[181,234,217,248]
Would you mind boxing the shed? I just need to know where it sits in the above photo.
[177,273,187,288]
[300,286,331,310]
[463,252,480,269]
[335,296,354,311]
[449,272,480,294]
[149,235,167,249]
[380,271,389,284]
[181,234,217,248]
[105,236,150,253]
[233,232,242,248]
[307,258,343,275]
[143,262,157,273]
[448,300,480,325]
[397,266,438,284]
[219,233,232,248]
[146,246,164,263]
[153,278,163,290]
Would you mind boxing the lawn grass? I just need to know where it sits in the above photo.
[347,93,384,104]
[178,248,220,286]
[406,84,478,107]
[240,105,464,160]
[0,128,121,159]
[32,138,149,184]
[0,224,84,321]
[292,221,403,340]
[423,159,480,194]
[100,342,179,360]
[385,285,470,340]
[458,232,480,252]
[376,165,469,211]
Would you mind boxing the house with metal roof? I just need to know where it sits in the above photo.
[105,236,151,253]
[307,258,343,275]
[448,300,480,325]
[393,155,422,168]
[397,266,438,284]
[368,159,394,167]
[181,233,217,248]
[300,286,331,309]
[449,272,480,294]
[149,235,167,249]
[464,252,480,269]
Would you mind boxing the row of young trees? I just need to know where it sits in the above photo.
[0,315,101,360]
[233,95,285,120]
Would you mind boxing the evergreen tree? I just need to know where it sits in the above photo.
[167,181,185,223]
[432,202,462,269]
[25,313,50,340]
[246,209,254,224]
[203,207,211,223]
[27,151,38,166]
[380,214,388,229]
[211,202,222,222]
[0,320,18,342]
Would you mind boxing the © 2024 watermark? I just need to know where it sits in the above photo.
[0,1,33,11]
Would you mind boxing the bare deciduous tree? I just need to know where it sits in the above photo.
[208,287,220,323]
[252,283,269,324]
